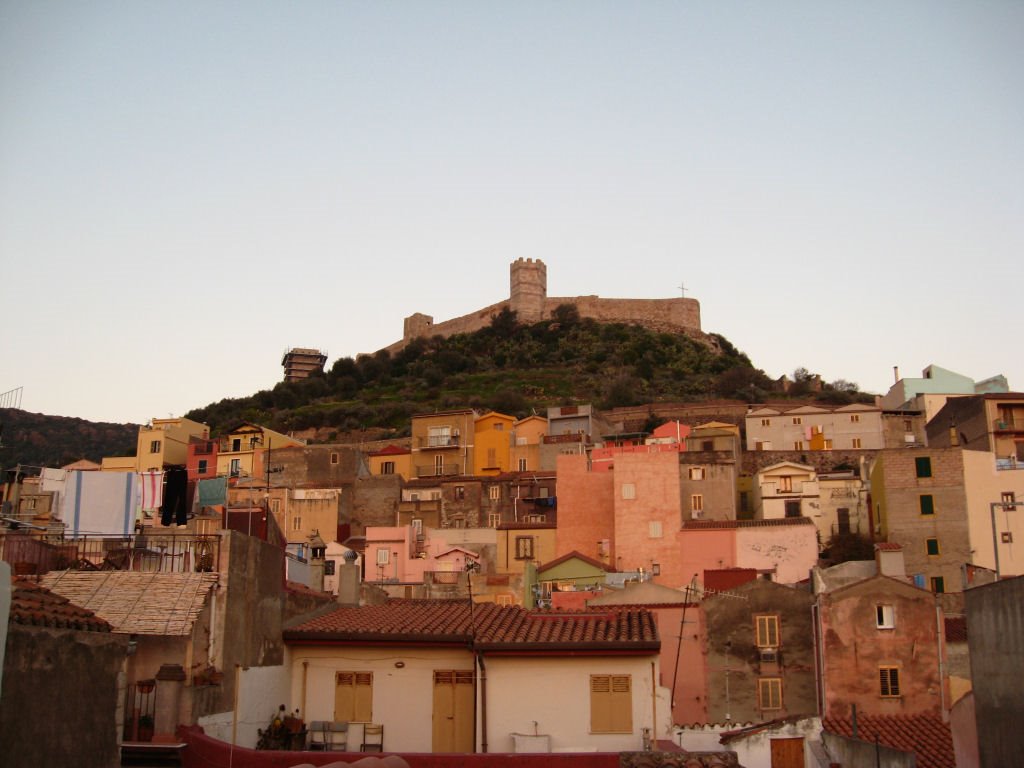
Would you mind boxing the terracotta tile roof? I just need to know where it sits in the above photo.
[537,550,614,574]
[682,517,815,530]
[822,714,955,768]
[9,577,112,632]
[367,444,410,457]
[285,599,659,652]
[944,616,968,642]
[40,571,218,636]
[703,568,758,591]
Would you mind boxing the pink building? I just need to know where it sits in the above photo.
[364,526,480,586]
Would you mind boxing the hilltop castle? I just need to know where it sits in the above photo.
[386,259,702,354]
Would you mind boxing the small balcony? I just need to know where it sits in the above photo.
[417,435,461,449]
[543,432,590,445]
[993,417,1024,433]
[415,463,461,478]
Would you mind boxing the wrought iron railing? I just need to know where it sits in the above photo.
[1,531,221,577]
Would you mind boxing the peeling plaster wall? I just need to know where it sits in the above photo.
[735,523,818,584]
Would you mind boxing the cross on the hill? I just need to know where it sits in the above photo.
[678,282,687,298]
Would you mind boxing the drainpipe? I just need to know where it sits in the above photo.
[477,652,488,753]
[301,661,309,719]
[936,601,946,718]
[650,661,658,747]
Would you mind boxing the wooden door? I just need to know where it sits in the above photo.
[432,670,474,752]
[770,737,805,768]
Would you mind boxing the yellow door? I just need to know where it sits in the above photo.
[432,670,475,752]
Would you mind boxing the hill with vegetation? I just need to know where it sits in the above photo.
[0,408,138,471]
[186,306,871,439]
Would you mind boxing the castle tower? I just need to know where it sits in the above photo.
[509,258,547,323]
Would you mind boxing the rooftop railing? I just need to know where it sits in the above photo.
[1,531,221,577]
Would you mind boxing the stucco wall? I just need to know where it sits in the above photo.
[613,453,683,585]
[554,455,615,564]
[1,624,127,768]
[965,576,1024,768]
[289,645,476,753]
[485,655,669,754]
[819,578,943,718]
[198,663,292,748]
[735,522,818,584]
[703,581,817,725]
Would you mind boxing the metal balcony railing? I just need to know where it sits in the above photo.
[1,532,221,577]
[417,436,461,449]
[415,463,461,478]
[993,418,1024,432]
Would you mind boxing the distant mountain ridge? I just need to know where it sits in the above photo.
[0,409,138,471]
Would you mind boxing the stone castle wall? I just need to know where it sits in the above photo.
[383,259,703,355]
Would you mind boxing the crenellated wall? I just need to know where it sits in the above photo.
[385,260,703,354]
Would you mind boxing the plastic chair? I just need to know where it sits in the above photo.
[327,721,348,751]
[361,723,383,752]
[307,721,329,751]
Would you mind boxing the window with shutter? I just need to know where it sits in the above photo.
[335,671,373,722]
[879,667,900,698]
[755,615,780,647]
[589,674,632,733]
[758,677,782,710]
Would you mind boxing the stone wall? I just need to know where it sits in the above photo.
[383,260,704,355]
[1,624,127,768]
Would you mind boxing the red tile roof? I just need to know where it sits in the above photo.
[285,599,659,653]
[9,577,112,633]
[703,568,758,591]
[944,616,968,642]
[537,550,615,574]
[822,714,955,768]
[367,444,410,457]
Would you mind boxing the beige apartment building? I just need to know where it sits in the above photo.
[746,403,884,451]
[409,410,478,479]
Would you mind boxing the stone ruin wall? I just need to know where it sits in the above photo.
[381,259,703,354]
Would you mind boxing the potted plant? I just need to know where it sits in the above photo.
[137,715,154,742]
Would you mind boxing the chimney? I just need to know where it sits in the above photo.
[893,366,900,383]
[875,543,906,579]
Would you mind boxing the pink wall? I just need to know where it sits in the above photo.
[653,605,707,725]
[677,529,737,589]
[613,453,684,586]
[554,455,615,563]
[819,579,943,718]
[590,443,683,472]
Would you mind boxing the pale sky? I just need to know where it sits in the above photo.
[1,2,1020,424]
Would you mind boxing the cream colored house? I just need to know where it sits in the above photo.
[746,404,883,451]
[410,409,478,479]
[216,422,303,479]
[753,461,820,520]
[510,415,547,473]
[283,600,666,754]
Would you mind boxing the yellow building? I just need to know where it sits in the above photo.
[216,422,304,478]
[496,522,557,575]
[103,416,209,473]
[367,445,413,481]
[410,410,477,479]
[510,415,547,474]
[473,412,515,476]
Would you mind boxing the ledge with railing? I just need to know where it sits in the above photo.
[415,463,461,478]
[1,531,221,577]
